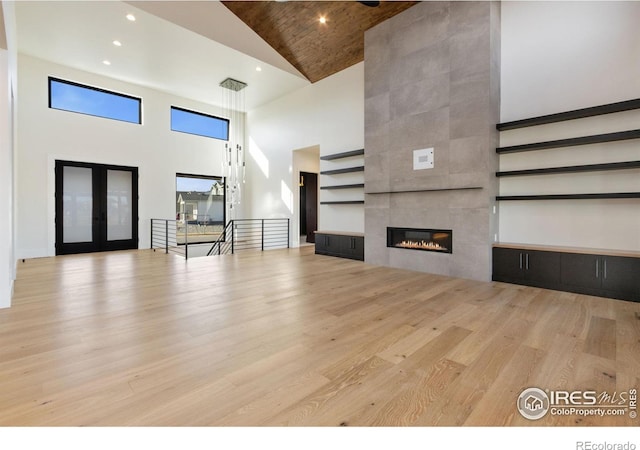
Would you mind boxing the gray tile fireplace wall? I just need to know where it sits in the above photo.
[364,1,500,281]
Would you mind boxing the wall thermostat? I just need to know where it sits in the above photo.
[413,147,434,170]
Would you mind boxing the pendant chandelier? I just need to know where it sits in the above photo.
[220,77,247,214]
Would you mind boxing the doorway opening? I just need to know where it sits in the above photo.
[55,160,138,255]
[293,146,320,246]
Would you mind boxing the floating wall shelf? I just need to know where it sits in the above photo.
[320,200,365,205]
[496,160,640,178]
[320,184,365,190]
[320,149,365,207]
[495,99,640,201]
[320,149,365,160]
[365,186,483,194]
[320,166,365,175]
[496,98,640,131]
[496,129,640,154]
[496,192,640,201]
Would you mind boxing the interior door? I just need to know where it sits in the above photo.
[55,160,138,255]
[302,172,318,243]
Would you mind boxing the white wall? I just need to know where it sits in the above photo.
[246,63,365,241]
[0,49,14,308]
[16,54,231,258]
[0,0,17,309]
[499,1,640,251]
[501,1,640,120]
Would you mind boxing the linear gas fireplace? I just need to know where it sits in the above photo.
[387,227,452,254]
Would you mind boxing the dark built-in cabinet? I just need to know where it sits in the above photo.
[493,245,640,302]
[560,253,640,300]
[493,248,561,287]
[315,232,364,261]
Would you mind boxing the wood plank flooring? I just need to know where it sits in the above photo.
[0,247,638,426]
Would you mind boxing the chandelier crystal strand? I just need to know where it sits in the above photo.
[220,78,247,217]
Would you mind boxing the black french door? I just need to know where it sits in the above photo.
[55,160,138,255]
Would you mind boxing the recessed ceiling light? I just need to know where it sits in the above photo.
[256,66,262,72]
[126,14,136,22]
[103,60,111,66]
[319,16,327,24]
[113,40,122,47]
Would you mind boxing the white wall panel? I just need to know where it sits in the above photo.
[499,1,640,252]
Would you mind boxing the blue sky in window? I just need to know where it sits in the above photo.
[176,176,222,192]
[50,80,140,124]
[171,108,228,140]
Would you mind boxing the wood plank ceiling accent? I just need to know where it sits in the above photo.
[221,1,418,83]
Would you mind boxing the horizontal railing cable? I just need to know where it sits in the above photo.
[152,218,289,258]
[151,219,187,258]
[206,218,290,256]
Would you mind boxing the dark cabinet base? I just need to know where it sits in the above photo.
[493,247,561,289]
[315,233,364,261]
[493,246,640,303]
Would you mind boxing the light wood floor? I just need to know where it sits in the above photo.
[1,247,638,426]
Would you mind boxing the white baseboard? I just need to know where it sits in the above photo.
[16,248,51,260]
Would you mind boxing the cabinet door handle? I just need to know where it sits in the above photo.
[519,253,523,269]
[525,253,529,270]
[596,259,599,278]
[604,259,607,279]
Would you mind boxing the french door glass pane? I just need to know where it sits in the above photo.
[62,166,93,243]
[107,169,132,241]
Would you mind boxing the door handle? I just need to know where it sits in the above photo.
[519,253,523,269]
[603,259,607,279]
[525,253,529,270]
[596,259,599,278]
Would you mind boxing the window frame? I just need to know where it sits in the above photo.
[170,106,229,141]
[176,173,227,244]
[48,76,142,125]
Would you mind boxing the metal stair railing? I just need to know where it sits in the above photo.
[151,218,189,258]
[207,218,290,256]
[206,220,235,256]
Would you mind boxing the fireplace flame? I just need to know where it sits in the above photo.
[396,240,448,251]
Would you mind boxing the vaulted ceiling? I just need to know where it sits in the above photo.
[11,1,418,112]
[221,1,418,83]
